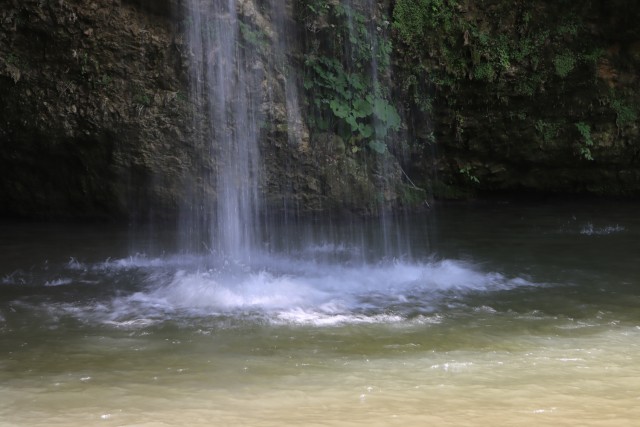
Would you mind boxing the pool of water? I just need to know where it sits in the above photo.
[1,201,639,426]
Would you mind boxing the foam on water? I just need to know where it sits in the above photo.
[2,250,535,328]
[580,223,625,236]
[44,278,73,287]
[94,254,534,327]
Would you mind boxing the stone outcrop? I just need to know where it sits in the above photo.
[0,0,192,219]
[0,0,406,219]
[393,0,640,198]
[1,0,639,220]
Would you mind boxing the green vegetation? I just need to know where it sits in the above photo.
[459,166,480,183]
[473,63,496,82]
[298,0,400,153]
[97,74,112,87]
[575,121,594,160]
[133,86,152,107]
[391,0,597,107]
[553,52,576,78]
[239,21,268,52]
[303,55,400,152]
[535,120,559,144]
[610,97,637,128]
[6,53,20,65]
[389,0,640,197]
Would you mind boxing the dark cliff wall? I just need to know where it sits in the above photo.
[393,0,640,198]
[1,0,638,220]
[0,0,192,219]
[0,0,408,219]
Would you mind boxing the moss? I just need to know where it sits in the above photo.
[575,122,594,160]
[553,52,577,78]
[400,185,428,207]
[392,1,599,103]
[535,120,560,144]
[392,0,640,197]
[610,97,638,128]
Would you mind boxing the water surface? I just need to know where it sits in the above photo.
[1,201,639,426]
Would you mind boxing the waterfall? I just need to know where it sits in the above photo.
[183,0,265,260]
[269,0,304,147]
[339,0,409,257]
[181,0,410,260]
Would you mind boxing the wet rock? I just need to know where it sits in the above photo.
[0,0,194,219]
[396,0,640,199]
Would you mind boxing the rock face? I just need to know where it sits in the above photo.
[0,0,408,219]
[393,0,640,198]
[1,0,639,220]
[0,0,192,219]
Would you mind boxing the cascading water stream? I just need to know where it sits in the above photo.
[184,0,264,261]
[265,0,306,232]
[269,0,304,147]
[182,0,415,262]
[340,0,410,257]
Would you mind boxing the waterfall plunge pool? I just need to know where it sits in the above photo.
[1,201,639,426]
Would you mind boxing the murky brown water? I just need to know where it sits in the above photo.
[1,201,639,426]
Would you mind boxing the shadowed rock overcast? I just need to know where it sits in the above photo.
[1,0,639,219]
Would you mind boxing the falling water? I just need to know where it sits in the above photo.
[340,0,410,256]
[182,0,314,259]
[269,0,305,147]
[184,0,264,260]
[181,0,413,261]
[265,0,306,226]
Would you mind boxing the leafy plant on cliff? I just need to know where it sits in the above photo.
[575,121,594,160]
[535,120,559,144]
[392,0,592,100]
[459,165,480,183]
[6,53,20,65]
[553,52,576,78]
[238,21,268,53]
[610,97,638,129]
[299,1,400,153]
[303,55,401,153]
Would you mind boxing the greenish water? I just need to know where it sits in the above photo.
[1,201,639,426]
